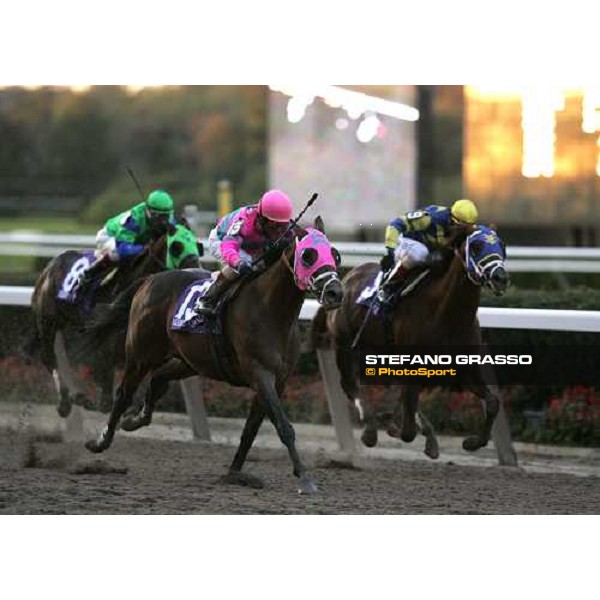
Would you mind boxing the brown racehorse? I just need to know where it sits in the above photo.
[28,224,201,417]
[312,225,510,456]
[84,218,344,494]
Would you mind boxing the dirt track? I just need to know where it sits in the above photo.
[2,430,600,514]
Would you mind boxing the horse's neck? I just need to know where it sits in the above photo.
[126,241,165,281]
[252,251,304,325]
[433,253,481,328]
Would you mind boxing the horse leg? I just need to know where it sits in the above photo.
[400,385,419,443]
[121,359,193,432]
[416,411,439,459]
[336,345,377,448]
[38,315,57,374]
[222,395,267,488]
[36,315,73,417]
[254,367,317,494]
[85,363,146,453]
[384,390,438,457]
[92,354,116,414]
[54,331,94,411]
[52,369,72,418]
[463,385,499,452]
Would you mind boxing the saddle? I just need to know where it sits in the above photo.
[356,266,431,317]
[378,266,430,305]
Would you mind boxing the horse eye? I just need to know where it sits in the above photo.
[169,241,184,257]
[470,241,484,255]
[301,248,318,267]
[331,247,342,268]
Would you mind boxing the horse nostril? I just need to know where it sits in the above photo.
[493,269,508,284]
[324,287,343,305]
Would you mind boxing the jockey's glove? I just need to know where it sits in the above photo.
[237,261,254,276]
[380,248,395,272]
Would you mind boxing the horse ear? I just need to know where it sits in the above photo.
[313,215,326,234]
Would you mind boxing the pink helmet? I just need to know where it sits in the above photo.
[258,189,293,223]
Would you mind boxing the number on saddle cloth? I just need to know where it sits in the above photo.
[57,252,95,303]
[171,276,214,331]
[356,271,384,305]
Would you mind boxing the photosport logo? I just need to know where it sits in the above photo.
[359,345,600,386]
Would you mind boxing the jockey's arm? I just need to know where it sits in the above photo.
[384,211,431,250]
[384,217,408,250]
[219,235,243,269]
[115,240,145,257]
[112,221,145,259]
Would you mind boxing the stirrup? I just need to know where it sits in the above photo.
[194,300,216,316]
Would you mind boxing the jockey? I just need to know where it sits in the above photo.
[77,189,175,291]
[194,189,295,316]
[379,199,479,300]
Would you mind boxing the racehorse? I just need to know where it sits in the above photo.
[84,218,343,494]
[28,223,201,417]
[312,225,510,456]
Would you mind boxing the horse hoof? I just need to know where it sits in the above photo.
[361,428,378,448]
[85,439,104,453]
[85,436,111,453]
[98,397,113,414]
[57,400,72,418]
[73,393,93,410]
[462,436,487,452]
[298,474,320,495]
[120,416,144,432]
[221,471,264,489]
[424,441,440,460]
[400,428,417,443]
[386,423,402,439]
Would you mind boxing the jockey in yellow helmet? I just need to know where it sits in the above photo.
[379,199,479,301]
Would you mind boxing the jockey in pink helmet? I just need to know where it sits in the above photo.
[194,189,295,316]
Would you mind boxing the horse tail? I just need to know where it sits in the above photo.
[20,274,46,364]
[85,277,148,347]
[310,305,332,350]
[20,322,40,364]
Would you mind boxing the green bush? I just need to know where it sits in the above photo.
[420,385,600,447]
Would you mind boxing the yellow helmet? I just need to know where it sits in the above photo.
[451,199,478,224]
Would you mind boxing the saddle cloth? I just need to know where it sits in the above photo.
[57,251,96,304]
[356,268,429,317]
[171,273,223,334]
[356,271,387,316]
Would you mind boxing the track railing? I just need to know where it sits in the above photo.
[2,232,600,272]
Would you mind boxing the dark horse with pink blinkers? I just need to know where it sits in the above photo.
[84,218,343,494]
[312,224,510,457]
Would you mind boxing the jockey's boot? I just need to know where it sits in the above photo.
[194,272,236,317]
[378,264,409,306]
[77,254,113,293]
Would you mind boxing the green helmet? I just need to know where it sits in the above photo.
[146,190,174,214]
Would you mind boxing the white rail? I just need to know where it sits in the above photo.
[2,233,600,272]
[4,286,600,333]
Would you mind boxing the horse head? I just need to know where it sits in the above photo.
[166,222,202,269]
[461,225,510,296]
[129,223,201,274]
[290,216,343,309]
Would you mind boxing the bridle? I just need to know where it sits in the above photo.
[456,232,506,286]
[282,246,340,303]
